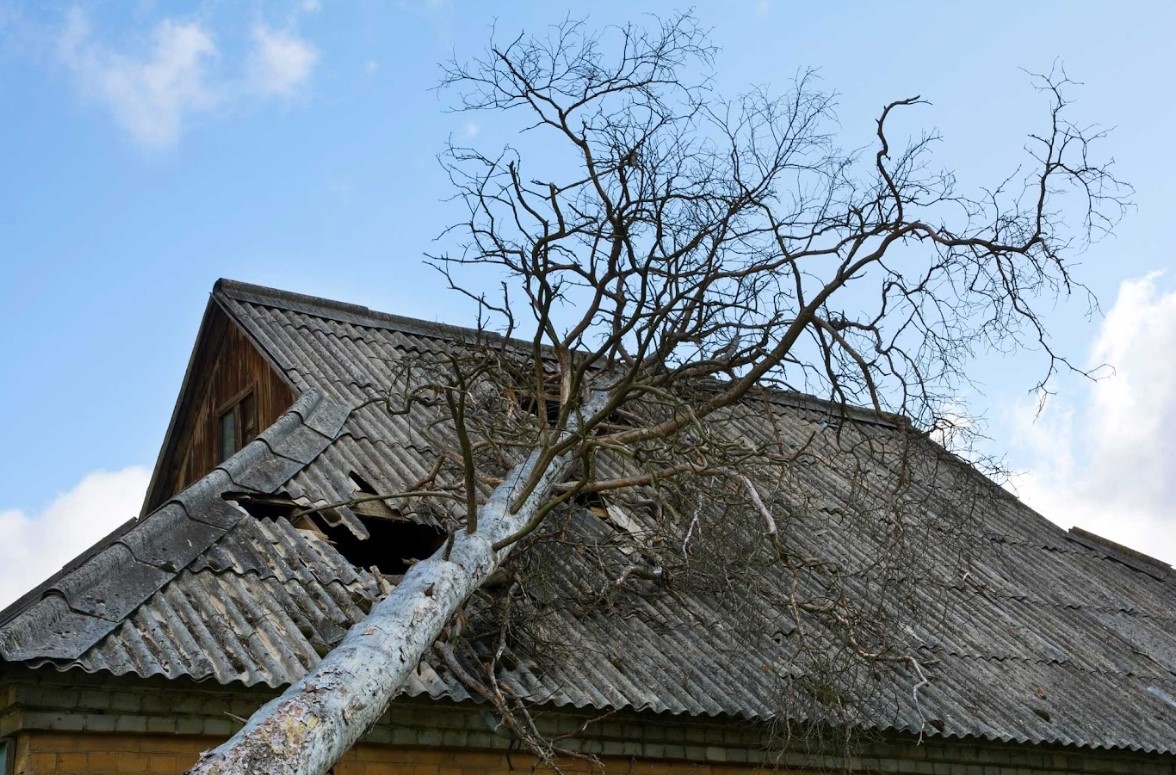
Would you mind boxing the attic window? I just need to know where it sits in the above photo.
[218,388,257,462]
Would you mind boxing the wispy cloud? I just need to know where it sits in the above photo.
[248,25,318,99]
[0,467,149,609]
[57,7,319,150]
[1010,271,1176,564]
[58,7,219,149]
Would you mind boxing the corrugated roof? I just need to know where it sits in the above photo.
[4,278,1176,755]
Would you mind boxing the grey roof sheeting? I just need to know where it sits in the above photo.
[0,388,341,661]
[3,279,1176,755]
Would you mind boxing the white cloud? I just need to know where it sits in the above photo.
[1010,271,1176,564]
[461,121,479,139]
[58,7,219,149]
[0,467,150,610]
[57,9,319,149]
[248,25,317,99]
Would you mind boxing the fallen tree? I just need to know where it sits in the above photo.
[188,13,1127,774]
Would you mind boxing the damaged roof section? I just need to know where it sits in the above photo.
[3,279,1176,755]
[0,389,343,665]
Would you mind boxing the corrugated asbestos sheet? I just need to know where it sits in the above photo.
[4,278,1176,754]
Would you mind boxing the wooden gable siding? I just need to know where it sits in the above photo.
[149,304,295,509]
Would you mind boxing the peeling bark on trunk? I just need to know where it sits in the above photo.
[186,394,608,775]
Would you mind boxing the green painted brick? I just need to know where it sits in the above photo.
[146,716,178,734]
[176,717,205,735]
[80,713,115,733]
[390,727,418,745]
[202,718,234,736]
[77,689,108,709]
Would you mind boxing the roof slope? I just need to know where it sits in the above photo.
[4,279,1176,754]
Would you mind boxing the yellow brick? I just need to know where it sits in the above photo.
[454,751,503,768]
[86,751,126,771]
[56,753,89,772]
[105,736,143,754]
[16,732,780,775]
[352,746,400,764]
[146,755,184,774]
[25,752,59,772]
[31,734,77,754]
[115,754,151,773]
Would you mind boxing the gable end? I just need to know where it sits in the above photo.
[142,298,297,513]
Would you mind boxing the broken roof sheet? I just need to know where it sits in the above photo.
[4,279,1176,754]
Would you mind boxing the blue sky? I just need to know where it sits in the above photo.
[2,0,1176,601]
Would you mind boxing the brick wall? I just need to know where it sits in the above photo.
[9,733,767,775]
[10,734,203,775]
[5,669,1176,775]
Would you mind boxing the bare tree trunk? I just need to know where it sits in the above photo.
[186,394,608,775]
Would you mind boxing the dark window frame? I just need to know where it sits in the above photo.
[216,385,258,463]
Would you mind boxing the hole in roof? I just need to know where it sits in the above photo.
[348,471,402,520]
[229,489,446,577]
[509,368,563,427]
[602,405,640,430]
[349,471,379,493]
[573,489,609,519]
[224,492,297,520]
[574,490,642,555]
[517,391,561,426]
[312,513,446,577]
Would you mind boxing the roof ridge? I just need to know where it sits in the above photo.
[1067,527,1173,582]
[215,278,495,344]
[215,278,910,431]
